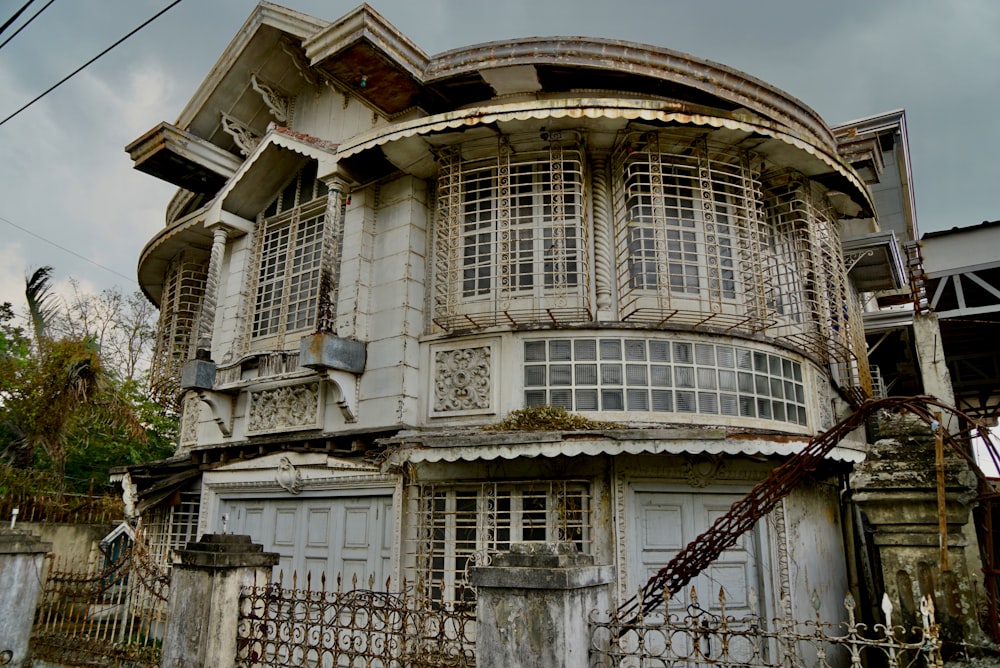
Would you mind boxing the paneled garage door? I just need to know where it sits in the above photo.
[221,494,393,589]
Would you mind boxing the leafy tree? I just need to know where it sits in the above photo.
[0,268,175,492]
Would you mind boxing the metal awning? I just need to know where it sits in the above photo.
[842,230,907,292]
[382,428,866,466]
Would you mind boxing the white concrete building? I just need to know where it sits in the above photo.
[123,1,908,625]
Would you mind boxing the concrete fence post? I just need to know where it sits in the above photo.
[469,542,615,668]
[0,529,51,666]
[159,534,278,668]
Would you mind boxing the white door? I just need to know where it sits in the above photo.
[222,494,393,589]
[631,489,764,618]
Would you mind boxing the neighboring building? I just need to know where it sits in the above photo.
[124,1,927,628]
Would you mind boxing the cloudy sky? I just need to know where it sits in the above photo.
[0,0,997,317]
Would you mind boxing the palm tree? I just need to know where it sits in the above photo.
[0,267,145,490]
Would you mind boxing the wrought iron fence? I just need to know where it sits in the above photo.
[31,535,170,667]
[237,571,476,667]
[590,587,942,668]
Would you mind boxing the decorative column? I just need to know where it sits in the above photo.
[590,156,614,319]
[299,174,366,423]
[159,534,278,668]
[195,224,230,359]
[469,542,615,668]
[316,174,347,334]
[0,529,51,666]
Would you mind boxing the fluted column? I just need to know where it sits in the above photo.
[196,224,229,360]
[591,156,614,319]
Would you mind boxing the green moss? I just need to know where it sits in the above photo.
[484,405,624,432]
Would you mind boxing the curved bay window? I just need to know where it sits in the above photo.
[433,133,590,331]
[246,162,329,350]
[611,132,870,398]
[149,253,208,408]
[762,176,871,399]
[612,132,768,331]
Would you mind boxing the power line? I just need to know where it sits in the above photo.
[0,0,55,51]
[0,0,36,37]
[0,0,182,127]
[0,214,136,284]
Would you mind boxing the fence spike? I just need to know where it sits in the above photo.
[920,594,935,629]
[880,592,893,627]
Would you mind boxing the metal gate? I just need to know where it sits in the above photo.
[31,536,170,667]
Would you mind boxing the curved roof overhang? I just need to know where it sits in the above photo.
[423,37,835,150]
[137,208,213,306]
[337,98,874,217]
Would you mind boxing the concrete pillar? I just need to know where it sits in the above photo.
[0,529,51,666]
[851,416,985,646]
[159,534,278,668]
[469,542,615,668]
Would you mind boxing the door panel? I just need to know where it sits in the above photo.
[632,490,761,618]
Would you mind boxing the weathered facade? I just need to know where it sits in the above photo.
[123,0,955,635]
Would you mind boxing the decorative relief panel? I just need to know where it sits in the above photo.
[180,392,201,447]
[432,345,493,414]
[247,381,322,435]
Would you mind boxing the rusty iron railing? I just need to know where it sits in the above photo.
[592,586,942,667]
[31,536,170,667]
[237,571,476,667]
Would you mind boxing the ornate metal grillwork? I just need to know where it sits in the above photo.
[763,176,872,399]
[237,572,475,667]
[149,252,208,409]
[407,480,591,607]
[31,535,170,668]
[591,587,941,667]
[433,133,591,332]
[239,161,331,354]
[612,132,772,334]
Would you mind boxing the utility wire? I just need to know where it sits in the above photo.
[0,0,182,127]
[0,0,35,37]
[0,0,55,51]
[0,214,136,284]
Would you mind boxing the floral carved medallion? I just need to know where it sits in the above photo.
[433,346,492,412]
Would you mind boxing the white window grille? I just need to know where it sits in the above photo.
[248,162,329,348]
[613,133,754,327]
[523,336,808,426]
[761,176,872,399]
[434,133,590,331]
[149,254,208,408]
[407,481,591,606]
[140,487,201,567]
